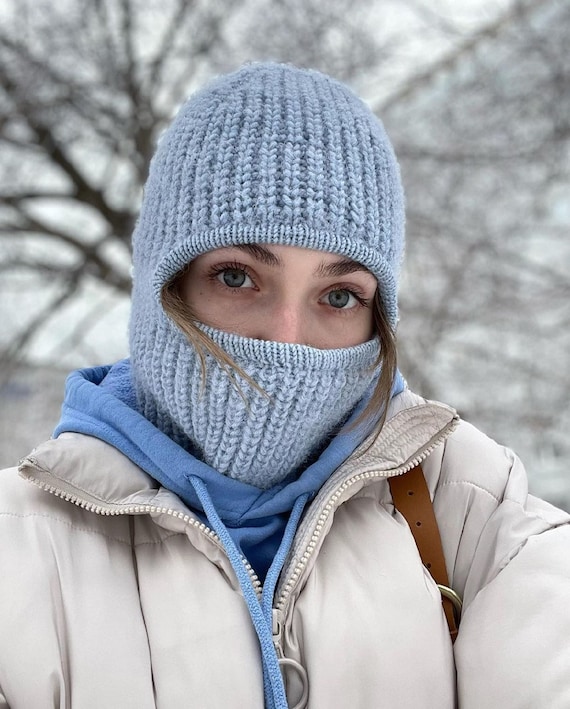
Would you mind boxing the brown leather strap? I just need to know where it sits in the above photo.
[388,465,459,643]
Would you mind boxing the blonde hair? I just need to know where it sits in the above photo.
[161,275,398,439]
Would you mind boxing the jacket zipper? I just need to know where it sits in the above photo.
[275,416,459,612]
[19,461,263,598]
[20,408,457,611]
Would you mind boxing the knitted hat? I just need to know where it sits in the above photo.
[129,62,405,487]
[132,61,405,327]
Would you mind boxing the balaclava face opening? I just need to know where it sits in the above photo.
[129,62,405,489]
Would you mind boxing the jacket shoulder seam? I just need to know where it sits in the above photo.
[133,531,184,547]
[438,478,501,503]
[505,498,570,526]
[0,510,131,545]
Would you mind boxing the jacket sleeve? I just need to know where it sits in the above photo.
[444,431,570,708]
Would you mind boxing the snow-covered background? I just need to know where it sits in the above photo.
[1,0,569,510]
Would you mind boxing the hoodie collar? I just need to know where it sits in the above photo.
[50,361,405,526]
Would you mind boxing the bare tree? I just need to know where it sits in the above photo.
[381,0,570,501]
[0,0,409,368]
[0,0,568,503]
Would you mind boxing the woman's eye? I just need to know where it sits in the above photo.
[326,289,358,309]
[217,269,252,288]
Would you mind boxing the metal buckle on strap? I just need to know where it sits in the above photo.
[437,584,463,624]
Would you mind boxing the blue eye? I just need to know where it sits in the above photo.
[218,269,251,288]
[327,290,356,309]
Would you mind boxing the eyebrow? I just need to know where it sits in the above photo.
[235,244,281,266]
[315,258,371,278]
[234,244,370,278]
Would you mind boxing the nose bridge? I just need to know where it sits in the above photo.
[266,293,308,345]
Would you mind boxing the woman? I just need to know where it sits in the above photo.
[0,62,569,709]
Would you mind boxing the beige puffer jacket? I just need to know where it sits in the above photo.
[0,391,569,708]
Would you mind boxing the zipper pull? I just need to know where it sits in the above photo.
[272,608,310,709]
[272,608,284,658]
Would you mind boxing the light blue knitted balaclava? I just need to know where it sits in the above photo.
[130,62,405,489]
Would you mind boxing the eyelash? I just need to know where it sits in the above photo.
[207,261,255,283]
[206,261,371,307]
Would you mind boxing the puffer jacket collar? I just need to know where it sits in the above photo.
[18,391,458,546]
[274,393,459,607]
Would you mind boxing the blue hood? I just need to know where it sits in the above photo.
[54,360,404,575]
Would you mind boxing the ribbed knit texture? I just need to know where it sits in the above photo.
[131,62,404,323]
[136,323,379,489]
[129,62,405,487]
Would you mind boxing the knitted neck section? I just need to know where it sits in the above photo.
[133,323,379,489]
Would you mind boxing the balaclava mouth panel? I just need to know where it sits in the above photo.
[136,323,380,489]
[130,62,405,488]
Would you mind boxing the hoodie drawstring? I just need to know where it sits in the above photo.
[190,474,308,709]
